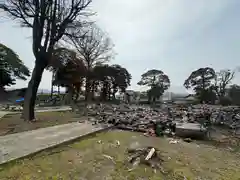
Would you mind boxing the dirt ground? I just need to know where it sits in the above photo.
[0,130,239,180]
[0,111,86,136]
[207,126,240,147]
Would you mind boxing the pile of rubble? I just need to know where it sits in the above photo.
[84,104,177,137]
[81,103,240,137]
[189,105,240,130]
[0,104,23,111]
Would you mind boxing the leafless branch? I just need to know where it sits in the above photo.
[69,24,114,69]
[215,69,236,97]
[0,0,93,63]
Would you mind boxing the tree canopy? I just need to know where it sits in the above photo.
[183,67,239,105]
[228,84,240,105]
[138,69,170,103]
[184,67,215,91]
[184,67,216,103]
[0,43,30,89]
[92,64,131,101]
[52,49,87,87]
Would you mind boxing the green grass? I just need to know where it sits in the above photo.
[0,131,239,180]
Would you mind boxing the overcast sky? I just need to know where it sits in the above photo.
[1,0,240,93]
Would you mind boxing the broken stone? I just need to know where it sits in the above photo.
[115,140,120,146]
[78,103,240,140]
[169,139,179,144]
[145,148,155,160]
[127,146,164,172]
[102,154,116,164]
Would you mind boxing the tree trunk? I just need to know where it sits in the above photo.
[153,97,156,103]
[85,77,91,101]
[66,87,74,104]
[101,81,108,101]
[107,85,111,101]
[112,92,116,100]
[50,72,54,98]
[0,86,7,102]
[90,81,95,101]
[74,84,80,102]
[23,61,46,121]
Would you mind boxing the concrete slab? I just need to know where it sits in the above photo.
[0,122,111,165]
[35,106,71,111]
[35,107,71,113]
[0,111,10,119]
[175,122,207,138]
[0,106,72,119]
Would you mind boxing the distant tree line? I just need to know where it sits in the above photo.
[184,67,240,105]
[2,40,240,109]
[135,67,240,105]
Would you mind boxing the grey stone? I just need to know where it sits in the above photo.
[175,122,207,138]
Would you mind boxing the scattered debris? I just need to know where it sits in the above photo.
[102,154,116,164]
[97,140,102,144]
[127,146,164,173]
[169,139,179,144]
[115,140,120,146]
[145,147,155,161]
[183,138,192,143]
[82,103,240,140]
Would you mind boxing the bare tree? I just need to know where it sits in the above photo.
[0,0,93,120]
[214,69,236,98]
[69,25,114,101]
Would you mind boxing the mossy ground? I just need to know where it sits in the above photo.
[0,130,239,180]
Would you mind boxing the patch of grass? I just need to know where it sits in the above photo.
[0,111,86,136]
[0,131,239,180]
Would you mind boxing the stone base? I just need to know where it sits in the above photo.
[175,122,207,139]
